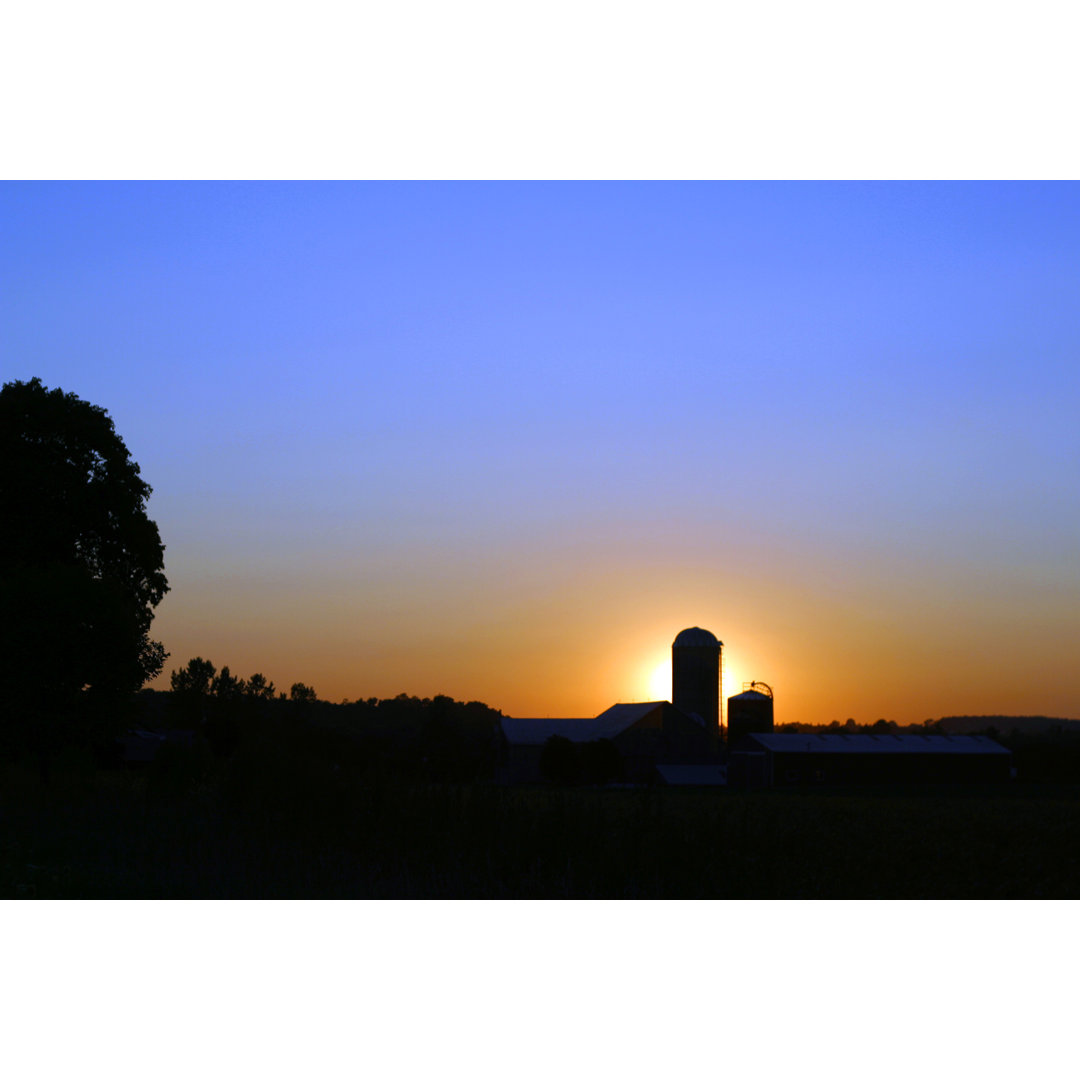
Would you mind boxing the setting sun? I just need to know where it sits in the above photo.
[722,661,740,698]
[647,658,671,701]
[646,652,741,707]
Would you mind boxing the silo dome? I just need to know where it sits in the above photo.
[673,627,722,648]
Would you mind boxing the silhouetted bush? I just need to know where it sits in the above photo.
[539,736,622,786]
[581,739,623,785]
[541,736,580,785]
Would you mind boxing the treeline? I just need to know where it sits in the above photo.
[938,715,1080,736]
[132,656,505,785]
[776,715,1080,737]
[774,718,948,735]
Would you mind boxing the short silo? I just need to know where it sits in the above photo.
[727,683,774,744]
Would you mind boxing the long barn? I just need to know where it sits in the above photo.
[729,732,1013,787]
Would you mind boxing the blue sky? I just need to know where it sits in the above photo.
[3,181,1079,722]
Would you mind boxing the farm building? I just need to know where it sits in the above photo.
[495,625,1014,788]
[727,687,774,741]
[497,627,726,783]
[497,701,715,784]
[655,764,728,787]
[728,731,1013,787]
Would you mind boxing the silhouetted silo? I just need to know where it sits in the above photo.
[727,683,774,744]
[671,627,722,742]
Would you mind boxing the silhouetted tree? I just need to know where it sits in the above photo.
[171,657,216,698]
[212,665,246,701]
[169,657,216,727]
[290,683,317,704]
[418,694,501,781]
[246,673,276,700]
[0,377,168,761]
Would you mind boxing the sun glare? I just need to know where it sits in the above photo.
[644,650,742,707]
[648,659,671,702]
[722,662,740,701]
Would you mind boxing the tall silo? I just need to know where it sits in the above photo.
[671,627,722,743]
[727,683,774,744]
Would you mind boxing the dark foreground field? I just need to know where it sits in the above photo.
[3,758,1079,898]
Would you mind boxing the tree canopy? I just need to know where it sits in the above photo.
[0,377,168,749]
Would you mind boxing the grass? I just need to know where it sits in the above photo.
[3,759,1079,897]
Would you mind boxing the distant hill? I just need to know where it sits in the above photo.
[938,715,1080,736]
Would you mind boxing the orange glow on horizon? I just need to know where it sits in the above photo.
[149,566,1080,728]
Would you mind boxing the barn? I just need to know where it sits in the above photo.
[729,731,1013,787]
[497,701,715,784]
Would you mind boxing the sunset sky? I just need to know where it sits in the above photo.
[4,181,1078,725]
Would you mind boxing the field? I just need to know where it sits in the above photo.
[3,755,1080,898]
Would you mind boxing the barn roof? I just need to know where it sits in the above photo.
[594,701,671,726]
[741,733,1010,756]
[500,702,669,745]
[499,717,598,745]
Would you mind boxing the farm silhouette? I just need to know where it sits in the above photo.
[5,376,1080,898]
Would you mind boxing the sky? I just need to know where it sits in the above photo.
[3,181,1079,725]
